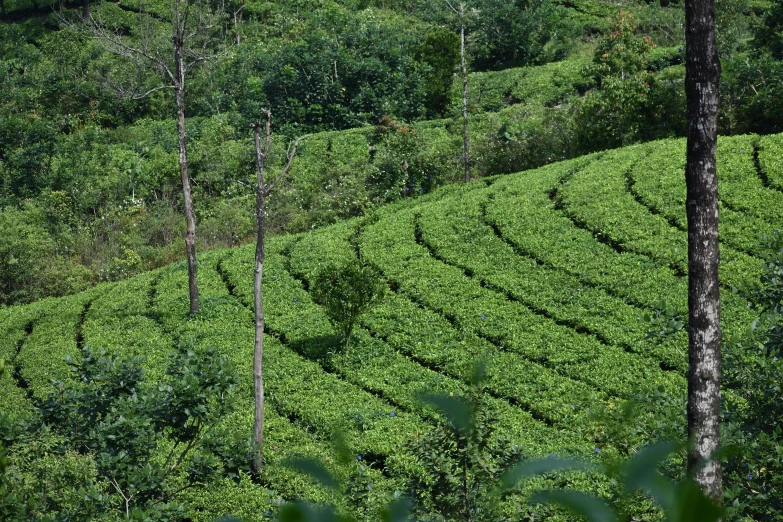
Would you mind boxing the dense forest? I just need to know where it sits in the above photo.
[2,0,783,520]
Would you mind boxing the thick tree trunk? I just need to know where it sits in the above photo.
[252,116,270,473]
[82,0,89,20]
[460,4,470,183]
[685,0,722,501]
[175,39,200,314]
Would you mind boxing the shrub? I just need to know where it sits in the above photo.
[0,344,252,521]
[575,10,658,151]
[406,367,524,522]
[311,259,385,349]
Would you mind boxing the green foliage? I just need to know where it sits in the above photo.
[720,51,783,134]
[759,133,783,192]
[467,0,582,71]
[753,0,783,59]
[449,55,591,114]
[367,117,452,203]
[3,126,783,519]
[723,232,783,521]
[311,259,386,348]
[414,26,460,117]
[576,10,661,150]
[555,144,763,293]
[268,376,721,522]
[0,343,250,521]
[0,204,93,306]
[407,367,524,521]
[417,187,688,375]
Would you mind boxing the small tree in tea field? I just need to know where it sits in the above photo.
[312,260,385,350]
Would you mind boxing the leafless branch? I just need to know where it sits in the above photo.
[266,134,309,195]
[98,72,173,100]
[161,439,182,474]
[444,0,459,15]
[160,421,202,482]
[133,84,177,99]
[109,477,134,518]
[152,482,202,505]
[84,12,177,83]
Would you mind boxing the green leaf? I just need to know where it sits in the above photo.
[668,480,722,522]
[499,458,590,492]
[623,441,678,511]
[469,359,487,387]
[418,392,471,435]
[283,457,340,490]
[381,498,413,522]
[531,490,617,522]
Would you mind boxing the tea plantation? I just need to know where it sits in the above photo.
[2,133,782,520]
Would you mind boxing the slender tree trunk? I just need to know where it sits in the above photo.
[175,38,199,315]
[685,0,722,501]
[460,4,470,183]
[233,3,243,45]
[252,195,265,471]
[250,112,303,472]
[252,119,268,472]
[82,0,89,20]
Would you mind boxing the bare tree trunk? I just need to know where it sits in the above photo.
[233,2,244,45]
[251,111,305,472]
[685,0,722,502]
[460,3,470,183]
[252,114,271,473]
[82,0,89,20]
[252,201,265,471]
[175,37,200,314]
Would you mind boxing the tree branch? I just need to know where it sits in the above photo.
[251,109,273,187]
[161,422,202,482]
[266,134,309,195]
[85,14,176,84]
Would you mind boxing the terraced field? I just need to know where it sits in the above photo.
[2,133,781,520]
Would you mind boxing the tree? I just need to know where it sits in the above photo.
[467,0,579,71]
[445,1,471,183]
[311,260,386,350]
[684,0,722,501]
[75,0,227,314]
[576,10,658,150]
[251,110,306,472]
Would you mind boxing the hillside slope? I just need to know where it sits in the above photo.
[2,133,783,519]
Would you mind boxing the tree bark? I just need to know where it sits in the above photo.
[175,36,200,315]
[685,0,722,502]
[82,0,89,20]
[252,114,271,473]
[460,3,470,183]
[250,113,305,472]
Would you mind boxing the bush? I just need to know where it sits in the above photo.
[0,344,252,521]
[406,367,524,522]
[311,259,386,349]
[575,10,658,151]
[367,117,451,203]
